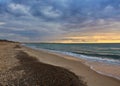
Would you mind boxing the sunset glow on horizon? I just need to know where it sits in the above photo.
[52,35,120,43]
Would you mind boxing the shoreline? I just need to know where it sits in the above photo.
[86,61,120,81]
[0,42,86,86]
[22,45,120,86]
[50,49,120,81]
[0,42,119,86]
[24,46,120,81]
[90,66,120,81]
[47,50,120,81]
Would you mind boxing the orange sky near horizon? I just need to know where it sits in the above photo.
[52,33,120,43]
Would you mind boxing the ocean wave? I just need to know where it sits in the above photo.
[71,51,120,60]
[46,49,120,65]
[24,43,120,65]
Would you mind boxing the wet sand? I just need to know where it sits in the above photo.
[86,61,120,80]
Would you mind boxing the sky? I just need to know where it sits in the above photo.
[0,0,120,43]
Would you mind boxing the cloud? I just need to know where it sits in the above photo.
[1,0,120,20]
[0,22,6,25]
[8,3,31,16]
[0,32,31,42]
[0,0,120,42]
[40,6,62,18]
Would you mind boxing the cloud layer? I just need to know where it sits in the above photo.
[0,0,120,42]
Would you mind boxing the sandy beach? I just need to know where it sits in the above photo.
[0,42,120,86]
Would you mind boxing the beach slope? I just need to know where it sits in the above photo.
[0,42,85,86]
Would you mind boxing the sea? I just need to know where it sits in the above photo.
[24,43,120,64]
[24,43,120,80]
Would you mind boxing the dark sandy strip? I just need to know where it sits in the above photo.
[0,49,86,86]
